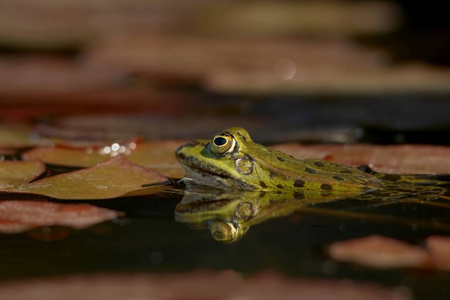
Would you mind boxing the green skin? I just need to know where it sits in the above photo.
[175,127,445,197]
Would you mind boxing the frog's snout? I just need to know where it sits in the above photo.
[175,139,205,162]
[175,144,187,161]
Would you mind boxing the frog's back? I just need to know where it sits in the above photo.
[249,144,382,192]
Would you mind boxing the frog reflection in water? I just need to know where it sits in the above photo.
[175,127,447,242]
[175,189,354,243]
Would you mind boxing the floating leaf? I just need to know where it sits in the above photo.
[368,145,450,175]
[0,200,120,234]
[0,161,45,189]
[12,156,169,200]
[272,144,450,174]
[327,235,430,269]
[23,140,186,178]
[0,126,52,149]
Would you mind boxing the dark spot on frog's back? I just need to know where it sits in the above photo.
[313,161,324,167]
[277,156,285,162]
[293,179,305,188]
[321,184,332,190]
[332,175,344,181]
[276,184,284,189]
[260,181,267,188]
[305,168,316,174]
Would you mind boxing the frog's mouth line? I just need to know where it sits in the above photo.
[186,164,233,180]
[181,162,257,190]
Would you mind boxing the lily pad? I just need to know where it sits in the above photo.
[23,140,186,178]
[272,144,450,174]
[12,156,169,200]
[0,200,121,234]
[0,161,45,189]
[0,126,52,149]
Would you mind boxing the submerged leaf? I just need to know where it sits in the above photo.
[13,156,169,199]
[328,235,430,269]
[0,270,411,300]
[0,161,45,189]
[426,235,450,270]
[23,141,186,178]
[0,200,120,234]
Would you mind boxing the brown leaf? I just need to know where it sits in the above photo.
[13,155,169,200]
[23,141,185,178]
[0,200,120,234]
[328,235,430,269]
[0,161,45,189]
[0,126,52,149]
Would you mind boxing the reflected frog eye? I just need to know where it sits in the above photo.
[210,135,236,155]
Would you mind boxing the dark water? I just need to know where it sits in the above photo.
[1,184,450,299]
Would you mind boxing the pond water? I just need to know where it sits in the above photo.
[1,180,450,298]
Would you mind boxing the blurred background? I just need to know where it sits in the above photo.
[0,0,449,144]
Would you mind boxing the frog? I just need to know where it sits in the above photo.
[175,127,446,199]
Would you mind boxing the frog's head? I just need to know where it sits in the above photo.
[175,127,260,190]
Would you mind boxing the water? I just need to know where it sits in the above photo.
[1,184,450,298]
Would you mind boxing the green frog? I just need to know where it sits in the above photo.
[176,127,445,199]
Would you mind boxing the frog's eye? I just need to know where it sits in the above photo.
[210,134,236,155]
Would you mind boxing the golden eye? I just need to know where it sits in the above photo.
[210,135,236,155]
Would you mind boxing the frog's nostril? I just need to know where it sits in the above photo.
[176,151,186,160]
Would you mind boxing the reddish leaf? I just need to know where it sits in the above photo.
[368,145,450,174]
[272,144,450,174]
[0,200,120,234]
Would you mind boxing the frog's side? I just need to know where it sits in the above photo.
[175,127,444,198]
